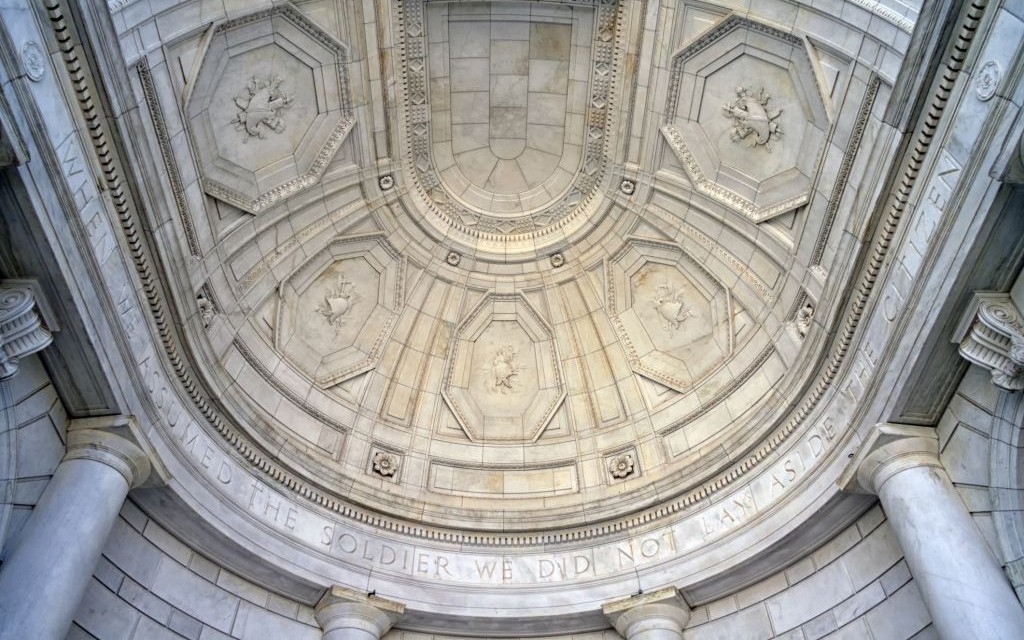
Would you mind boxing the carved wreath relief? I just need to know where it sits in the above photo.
[722,87,782,152]
[653,282,694,334]
[234,75,294,140]
[487,344,524,394]
[316,273,359,334]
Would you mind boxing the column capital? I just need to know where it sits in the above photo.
[315,585,404,638]
[839,424,940,495]
[0,279,55,379]
[602,587,691,638]
[65,416,155,489]
[954,291,1024,391]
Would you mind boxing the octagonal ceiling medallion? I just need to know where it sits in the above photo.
[442,293,566,443]
[661,15,830,222]
[275,233,404,388]
[608,238,735,393]
[184,4,354,214]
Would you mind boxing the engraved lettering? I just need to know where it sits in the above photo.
[338,533,358,554]
[640,538,660,558]
[201,447,215,470]
[573,555,591,576]
[784,459,798,482]
[475,560,498,580]
[179,424,200,452]
[248,482,264,508]
[435,556,453,579]
[217,461,232,484]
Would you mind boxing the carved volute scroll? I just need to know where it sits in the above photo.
[0,280,54,379]
[955,292,1024,391]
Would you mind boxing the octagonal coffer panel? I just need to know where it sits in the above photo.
[442,293,566,443]
[608,238,737,393]
[275,233,405,388]
[661,15,830,222]
[184,4,355,214]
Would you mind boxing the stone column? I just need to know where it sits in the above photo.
[603,587,690,640]
[841,424,1024,639]
[315,585,405,640]
[0,416,152,640]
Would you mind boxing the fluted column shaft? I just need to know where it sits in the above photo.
[844,424,1024,639]
[0,417,151,640]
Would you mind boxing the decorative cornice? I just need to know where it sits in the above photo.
[0,280,54,379]
[811,75,881,268]
[954,292,1024,391]
[849,0,915,32]
[137,59,199,258]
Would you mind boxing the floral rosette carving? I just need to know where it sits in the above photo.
[372,451,400,477]
[609,453,636,479]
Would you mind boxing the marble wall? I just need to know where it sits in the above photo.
[1,352,1007,639]
[64,499,935,639]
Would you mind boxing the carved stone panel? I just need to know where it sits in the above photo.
[275,234,404,388]
[442,293,565,443]
[661,16,829,222]
[608,239,734,393]
[395,0,624,251]
[184,4,354,214]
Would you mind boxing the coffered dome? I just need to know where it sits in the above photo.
[5,0,1024,637]
[125,0,913,604]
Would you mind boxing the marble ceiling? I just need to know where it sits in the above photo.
[131,0,902,535]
